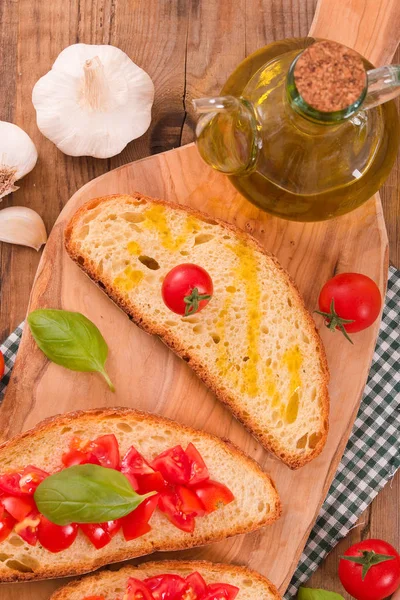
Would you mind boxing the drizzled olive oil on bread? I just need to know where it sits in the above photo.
[65,193,329,469]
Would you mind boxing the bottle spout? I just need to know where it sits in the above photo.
[363,65,400,110]
[193,95,260,175]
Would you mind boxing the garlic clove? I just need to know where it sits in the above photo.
[0,206,47,251]
[32,44,155,159]
[0,122,38,200]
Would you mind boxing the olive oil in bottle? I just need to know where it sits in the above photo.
[194,38,400,222]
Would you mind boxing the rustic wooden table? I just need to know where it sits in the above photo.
[0,1,398,598]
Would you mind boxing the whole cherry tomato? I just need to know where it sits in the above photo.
[316,273,381,343]
[162,264,213,316]
[338,539,400,600]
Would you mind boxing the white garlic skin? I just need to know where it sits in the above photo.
[0,122,38,199]
[0,206,47,251]
[32,44,155,159]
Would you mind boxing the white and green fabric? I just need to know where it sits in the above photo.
[0,268,399,599]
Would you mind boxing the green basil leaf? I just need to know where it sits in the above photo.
[298,588,345,600]
[34,464,154,525]
[28,309,115,391]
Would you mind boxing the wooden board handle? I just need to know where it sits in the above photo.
[309,0,400,64]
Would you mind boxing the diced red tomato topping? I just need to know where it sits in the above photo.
[0,436,234,553]
[0,466,49,497]
[202,583,239,600]
[122,446,155,476]
[80,520,121,550]
[19,466,49,494]
[136,471,166,495]
[192,481,234,514]
[185,572,208,598]
[37,517,78,553]
[14,511,41,546]
[122,494,159,541]
[0,472,25,497]
[145,573,187,599]
[98,573,240,600]
[62,435,120,470]
[121,446,164,493]
[62,448,101,468]
[88,435,120,470]
[126,577,154,600]
[175,485,205,517]
[1,495,36,522]
[158,490,195,533]
[185,443,210,485]
[0,511,15,543]
[152,445,191,485]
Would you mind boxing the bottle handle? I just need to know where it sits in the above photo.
[364,65,400,110]
[193,96,260,175]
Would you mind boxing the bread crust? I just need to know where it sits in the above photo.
[0,408,281,582]
[50,560,282,600]
[64,193,330,469]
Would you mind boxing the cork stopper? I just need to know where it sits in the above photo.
[293,40,367,113]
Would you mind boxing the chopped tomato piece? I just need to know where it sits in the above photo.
[80,520,121,550]
[185,443,210,485]
[185,572,207,598]
[193,480,234,514]
[37,517,78,553]
[158,490,195,533]
[124,471,139,491]
[61,448,101,468]
[202,583,239,600]
[0,472,25,497]
[62,434,120,469]
[89,434,120,470]
[121,446,164,493]
[152,445,191,485]
[126,577,154,600]
[136,471,166,494]
[105,519,121,539]
[1,495,36,522]
[14,511,41,546]
[145,574,187,599]
[176,485,205,517]
[122,446,156,476]
[122,494,159,541]
[0,511,15,543]
[19,466,49,494]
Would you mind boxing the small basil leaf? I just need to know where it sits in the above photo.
[28,309,115,391]
[298,588,345,600]
[34,464,153,525]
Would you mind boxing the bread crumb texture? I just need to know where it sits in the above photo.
[65,193,329,469]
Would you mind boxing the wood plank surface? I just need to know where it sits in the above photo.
[0,1,398,599]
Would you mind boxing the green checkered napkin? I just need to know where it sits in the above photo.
[0,268,399,598]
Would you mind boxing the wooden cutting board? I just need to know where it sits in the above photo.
[1,0,398,598]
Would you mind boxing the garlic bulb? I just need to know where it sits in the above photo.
[0,206,47,251]
[32,44,155,159]
[0,122,38,200]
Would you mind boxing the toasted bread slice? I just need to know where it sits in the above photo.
[65,193,329,468]
[0,408,280,582]
[50,560,281,600]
